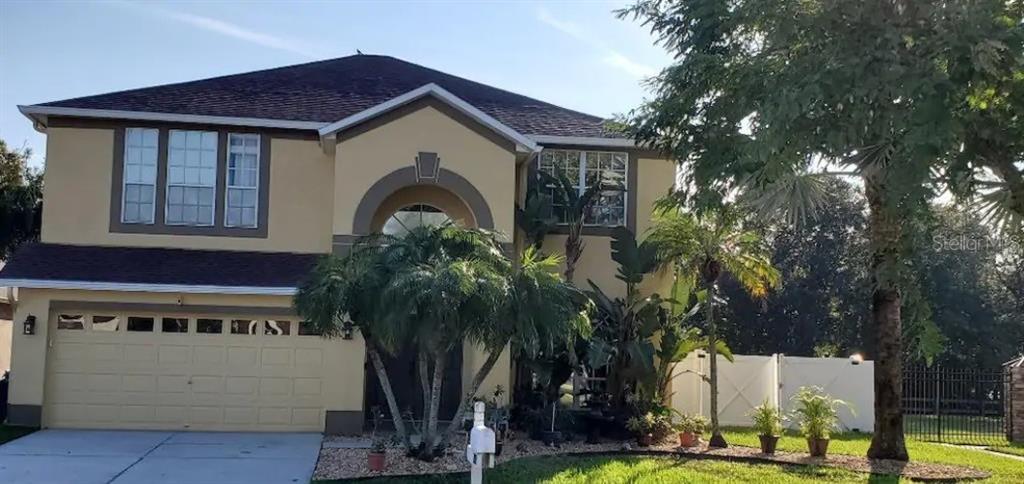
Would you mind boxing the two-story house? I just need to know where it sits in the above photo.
[0,54,674,434]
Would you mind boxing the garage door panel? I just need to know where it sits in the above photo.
[124,344,157,363]
[45,311,328,432]
[193,346,225,365]
[122,405,157,423]
[261,347,292,366]
[158,345,193,365]
[259,378,292,397]
[227,347,258,366]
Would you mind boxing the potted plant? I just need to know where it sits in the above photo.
[791,386,851,458]
[748,400,784,454]
[626,414,654,447]
[676,413,708,447]
[541,402,564,445]
[367,438,386,471]
[626,411,674,447]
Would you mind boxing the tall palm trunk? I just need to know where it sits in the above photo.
[864,174,909,461]
[440,346,505,447]
[367,341,412,451]
[705,281,727,448]
[418,349,430,440]
[564,221,584,282]
[422,349,447,459]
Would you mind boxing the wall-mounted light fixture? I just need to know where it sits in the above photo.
[849,353,864,365]
[22,315,37,335]
[341,321,355,340]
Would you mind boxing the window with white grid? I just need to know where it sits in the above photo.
[225,133,260,228]
[166,130,217,226]
[121,128,158,224]
[538,149,627,226]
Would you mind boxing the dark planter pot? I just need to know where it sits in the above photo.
[367,452,386,472]
[542,431,563,445]
[759,435,779,454]
[495,441,504,456]
[678,431,699,447]
[637,433,653,447]
[807,437,830,457]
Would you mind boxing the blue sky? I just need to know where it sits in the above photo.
[0,0,673,169]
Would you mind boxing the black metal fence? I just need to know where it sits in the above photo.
[902,365,1011,444]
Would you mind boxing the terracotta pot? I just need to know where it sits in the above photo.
[807,437,830,457]
[678,431,699,447]
[367,451,386,471]
[759,435,779,454]
[637,433,653,447]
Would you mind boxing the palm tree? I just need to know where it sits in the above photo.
[648,206,780,447]
[294,240,416,451]
[297,225,591,460]
[541,171,621,282]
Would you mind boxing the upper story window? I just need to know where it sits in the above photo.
[539,149,628,227]
[226,134,260,228]
[121,128,159,224]
[166,130,217,226]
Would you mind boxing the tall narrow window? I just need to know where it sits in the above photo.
[539,149,627,227]
[225,133,260,228]
[166,130,217,226]
[122,128,158,224]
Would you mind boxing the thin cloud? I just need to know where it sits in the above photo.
[111,1,322,60]
[604,52,657,78]
[537,7,657,79]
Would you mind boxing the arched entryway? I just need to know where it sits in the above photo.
[362,181,482,428]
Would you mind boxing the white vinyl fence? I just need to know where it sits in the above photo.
[671,353,874,432]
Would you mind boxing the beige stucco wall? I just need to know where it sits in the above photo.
[332,104,516,240]
[40,128,334,253]
[541,156,677,298]
[8,289,366,421]
[0,319,11,373]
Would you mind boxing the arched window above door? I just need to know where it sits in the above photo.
[381,204,453,236]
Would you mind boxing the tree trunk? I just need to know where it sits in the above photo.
[366,341,413,452]
[440,346,505,447]
[421,349,447,459]
[706,282,727,448]
[864,173,909,461]
[418,349,431,438]
[564,220,584,282]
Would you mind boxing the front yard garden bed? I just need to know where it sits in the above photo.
[313,437,989,482]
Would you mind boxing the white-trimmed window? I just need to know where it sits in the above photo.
[166,130,217,226]
[225,133,260,228]
[122,128,159,224]
[539,149,628,226]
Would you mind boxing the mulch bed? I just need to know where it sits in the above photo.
[313,437,990,482]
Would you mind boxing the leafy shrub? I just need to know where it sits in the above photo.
[748,400,784,437]
[625,411,675,442]
[675,413,709,434]
[791,386,851,440]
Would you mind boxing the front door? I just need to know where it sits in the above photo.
[364,344,463,429]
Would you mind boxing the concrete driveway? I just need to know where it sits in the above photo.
[0,430,322,484]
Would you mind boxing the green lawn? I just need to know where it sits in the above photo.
[903,415,1007,445]
[987,443,1024,458]
[319,428,1024,484]
[0,424,35,445]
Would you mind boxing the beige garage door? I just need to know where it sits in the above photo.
[44,309,328,431]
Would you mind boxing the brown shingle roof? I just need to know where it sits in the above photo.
[38,55,620,138]
[0,243,318,289]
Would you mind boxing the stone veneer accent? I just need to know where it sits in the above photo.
[1007,361,1024,442]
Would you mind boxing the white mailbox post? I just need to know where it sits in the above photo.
[466,401,496,484]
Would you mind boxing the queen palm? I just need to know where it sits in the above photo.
[648,206,779,447]
[296,225,590,460]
